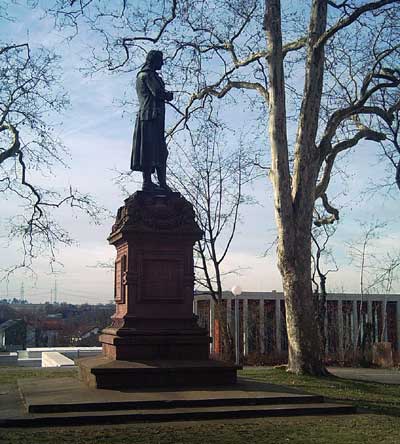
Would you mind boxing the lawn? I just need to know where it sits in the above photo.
[0,366,78,386]
[241,367,400,415]
[0,366,400,444]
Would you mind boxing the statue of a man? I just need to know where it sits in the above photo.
[131,50,173,192]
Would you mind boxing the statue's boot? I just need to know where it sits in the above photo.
[156,166,172,193]
[142,170,160,192]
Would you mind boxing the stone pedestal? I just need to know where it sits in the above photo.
[78,191,239,388]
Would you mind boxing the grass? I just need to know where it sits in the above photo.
[240,367,400,415]
[0,366,77,386]
[1,415,400,444]
[0,366,400,443]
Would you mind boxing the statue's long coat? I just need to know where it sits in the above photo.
[131,67,169,172]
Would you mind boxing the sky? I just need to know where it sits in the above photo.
[0,1,399,304]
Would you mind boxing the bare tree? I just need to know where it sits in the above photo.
[348,221,400,348]
[0,6,103,276]
[171,120,261,360]
[378,108,400,191]
[45,0,400,375]
[311,217,339,356]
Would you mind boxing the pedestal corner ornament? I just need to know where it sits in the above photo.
[77,191,240,389]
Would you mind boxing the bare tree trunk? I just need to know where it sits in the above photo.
[214,300,235,362]
[317,276,328,355]
[282,221,327,375]
[265,0,328,375]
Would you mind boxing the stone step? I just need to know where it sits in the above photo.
[77,357,240,389]
[3,376,357,428]
[0,402,356,428]
[18,377,325,414]
[26,393,325,414]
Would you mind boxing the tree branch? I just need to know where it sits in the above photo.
[314,193,339,226]
[319,66,399,157]
[228,36,306,69]
[0,42,29,56]
[316,127,386,198]
[112,0,177,70]
[0,123,21,164]
[316,0,400,49]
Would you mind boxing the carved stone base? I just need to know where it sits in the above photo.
[100,329,210,361]
[100,312,211,361]
[77,191,240,389]
[77,355,240,389]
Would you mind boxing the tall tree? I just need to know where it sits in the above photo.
[46,0,400,374]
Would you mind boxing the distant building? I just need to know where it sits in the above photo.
[46,313,64,319]
[71,326,100,346]
[25,324,37,348]
[0,304,18,324]
[5,303,45,313]
[0,319,26,351]
[37,319,65,347]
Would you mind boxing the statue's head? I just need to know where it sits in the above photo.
[145,50,163,70]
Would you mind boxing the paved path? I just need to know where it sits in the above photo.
[243,366,400,385]
[327,367,400,384]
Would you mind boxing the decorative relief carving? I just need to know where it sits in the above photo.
[114,254,127,304]
[107,193,202,325]
[110,192,203,236]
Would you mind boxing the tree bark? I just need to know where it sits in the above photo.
[214,300,235,362]
[282,224,327,375]
[265,0,328,375]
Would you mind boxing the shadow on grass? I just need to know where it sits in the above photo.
[324,375,400,416]
[240,367,400,417]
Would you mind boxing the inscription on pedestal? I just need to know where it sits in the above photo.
[140,257,183,303]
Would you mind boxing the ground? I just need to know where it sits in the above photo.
[0,366,399,443]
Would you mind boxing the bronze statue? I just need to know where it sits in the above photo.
[131,50,173,192]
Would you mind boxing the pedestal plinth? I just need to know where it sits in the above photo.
[78,191,239,388]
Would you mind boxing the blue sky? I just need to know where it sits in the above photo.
[0,1,399,303]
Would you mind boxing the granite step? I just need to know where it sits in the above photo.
[18,377,324,414]
[0,377,357,428]
[25,393,325,414]
[0,402,357,428]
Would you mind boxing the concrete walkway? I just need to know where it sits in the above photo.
[243,366,400,385]
[328,367,400,384]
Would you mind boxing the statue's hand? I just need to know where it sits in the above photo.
[166,91,173,101]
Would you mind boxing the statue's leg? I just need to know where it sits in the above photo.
[142,168,158,192]
[156,165,172,192]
